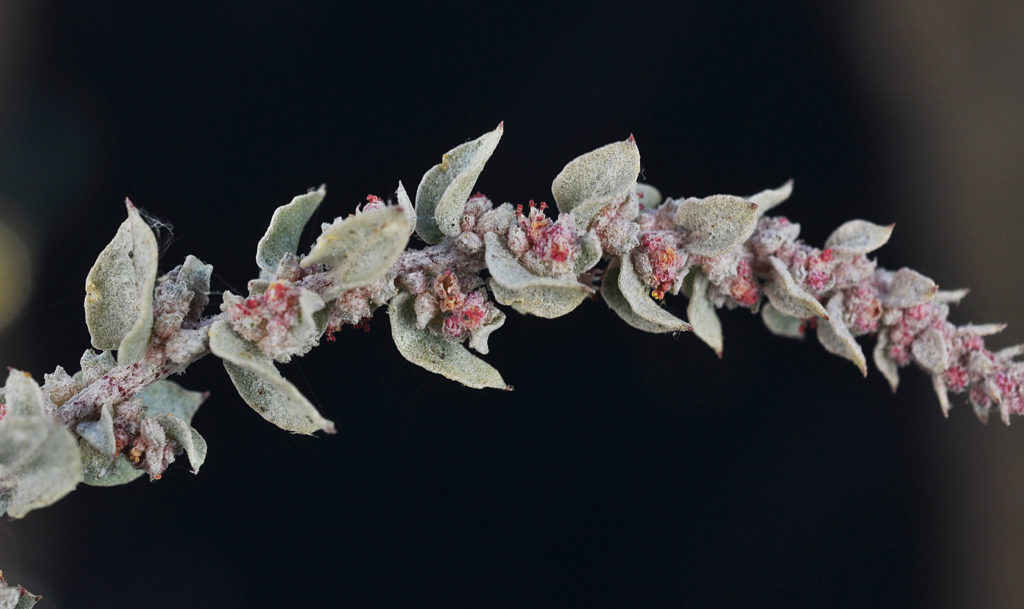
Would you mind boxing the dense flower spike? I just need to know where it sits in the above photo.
[2,124,1021,541]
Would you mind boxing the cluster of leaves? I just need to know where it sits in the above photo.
[2,124,1022,536]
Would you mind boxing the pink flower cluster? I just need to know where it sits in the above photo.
[224,282,302,356]
[633,231,685,299]
[507,201,580,276]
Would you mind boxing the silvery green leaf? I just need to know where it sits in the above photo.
[872,333,900,392]
[934,288,969,304]
[911,328,949,374]
[957,323,1007,337]
[933,375,952,418]
[761,302,805,339]
[574,230,603,275]
[415,123,503,243]
[80,441,143,487]
[552,137,641,231]
[996,344,1024,360]
[467,310,506,355]
[601,260,679,334]
[687,270,723,356]
[177,255,214,320]
[490,280,589,319]
[256,186,326,274]
[483,232,581,290]
[75,403,115,456]
[209,321,335,434]
[674,195,758,257]
[388,293,507,389]
[824,220,894,255]
[750,179,794,216]
[0,371,82,518]
[880,268,937,308]
[78,349,115,386]
[139,380,206,423]
[816,294,867,376]
[155,413,207,474]
[84,202,159,364]
[608,257,691,333]
[764,257,828,319]
[395,181,416,237]
[42,366,78,407]
[271,287,327,363]
[301,207,409,300]
[635,183,663,208]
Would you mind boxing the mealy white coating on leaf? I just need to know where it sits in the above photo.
[635,183,663,208]
[687,270,723,356]
[468,310,506,355]
[84,202,159,364]
[873,333,900,392]
[395,181,416,238]
[78,349,116,386]
[600,260,681,334]
[484,232,581,290]
[615,257,692,333]
[80,442,143,487]
[388,293,507,390]
[911,328,950,374]
[209,321,334,435]
[817,294,867,376]
[415,124,503,243]
[750,179,794,217]
[138,379,206,423]
[996,344,1024,360]
[301,207,409,300]
[0,371,82,518]
[933,375,952,418]
[574,230,603,275]
[489,280,589,319]
[880,268,937,308]
[177,255,214,320]
[256,186,326,274]
[761,302,805,340]
[824,220,894,255]
[75,403,115,456]
[552,137,641,232]
[957,323,1007,337]
[764,257,829,319]
[154,413,207,474]
[934,288,969,304]
[674,195,759,257]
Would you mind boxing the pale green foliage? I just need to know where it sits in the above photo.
[551,136,640,232]
[674,195,758,257]
[0,372,82,518]
[817,294,868,376]
[687,270,723,356]
[750,179,793,216]
[415,123,503,243]
[490,281,589,319]
[760,303,805,339]
[764,257,829,319]
[140,380,208,473]
[256,186,326,274]
[483,233,580,290]
[601,259,691,334]
[574,230,603,275]
[824,219,894,255]
[872,333,900,392]
[209,321,334,434]
[83,202,159,363]
[879,268,937,308]
[388,293,507,389]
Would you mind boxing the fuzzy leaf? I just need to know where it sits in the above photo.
[490,280,589,319]
[687,270,723,356]
[395,181,417,237]
[934,288,969,304]
[635,183,663,209]
[933,375,952,418]
[301,207,409,299]
[824,220,894,255]
[75,403,115,456]
[675,195,758,256]
[177,255,214,320]
[0,372,82,518]
[872,333,900,392]
[750,180,794,216]
[209,321,334,434]
[0,575,40,609]
[573,230,603,275]
[467,310,506,355]
[817,294,867,376]
[957,323,1007,337]
[761,302,805,339]
[80,442,143,487]
[484,232,581,290]
[415,124,503,243]
[764,257,828,319]
[602,258,691,333]
[84,202,159,364]
[388,293,507,389]
[139,380,206,423]
[880,268,937,308]
[256,186,326,274]
[155,413,207,474]
[552,137,641,231]
[911,328,949,374]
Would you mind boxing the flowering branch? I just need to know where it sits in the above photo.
[1,123,1021,547]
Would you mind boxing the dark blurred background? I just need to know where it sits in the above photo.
[0,1,1022,607]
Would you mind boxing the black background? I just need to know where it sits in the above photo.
[0,1,982,607]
